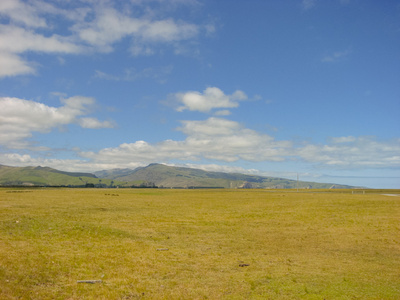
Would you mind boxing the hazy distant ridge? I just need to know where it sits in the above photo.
[0,163,355,188]
[0,164,98,187]
[94,163,354,189]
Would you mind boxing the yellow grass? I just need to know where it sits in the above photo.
[0,188,399,299]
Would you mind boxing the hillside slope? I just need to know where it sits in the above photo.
[0,165,105,187]
[0,163,356,189]
[97,163,354,189]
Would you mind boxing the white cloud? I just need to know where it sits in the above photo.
[71,6,142,52]
[0,0,47,28]
[0,0,206,78]
[0,152,132,173]
[178,118,292,161]
[183,163,257,174]
[71,5,200,54]
[0,25,82,77]
[0,51,35,77]
[78,118,115,129]
[77,121,400,172]
[130,45,156,56]
[214,110,231,116]
[296,136,400,168]
[329,136,356,143]
[175,87,248,113]
[0,25,81,54]
[94,65,173,82]
[140,19,198,42]
[321,49,352,62]
[0,96,115,149]
[302,0,316,10]
[80,117,292,166]
[2,118,398,173]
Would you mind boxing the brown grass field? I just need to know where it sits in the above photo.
[0,188,399,299]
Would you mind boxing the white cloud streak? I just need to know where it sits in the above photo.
[174,87,248,113]
[321,49,352,62]
[76,124,400,171]
[0,51,35,77]
[302,0,316,10]
[0,25,82,77]
[297,136,400,168]
[79,117,292,166]
[1,85,397,173]
[0,96,114,149]
[0,0,48,28]
[0,0,205,78]
[0,152,126,173]
[77,132,400,171]
[0,25,81,54]
[1,124,398,173]
[94,65,173,82]
[78,118,115,129]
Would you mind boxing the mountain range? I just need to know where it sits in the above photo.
[0,163,355,189]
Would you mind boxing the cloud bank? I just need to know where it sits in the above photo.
[2,119,398,173]
[1,82,399,172]
[1,83,398,173]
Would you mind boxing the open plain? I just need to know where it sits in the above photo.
[0,188,399,299]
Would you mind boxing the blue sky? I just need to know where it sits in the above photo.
[0,0,399,188]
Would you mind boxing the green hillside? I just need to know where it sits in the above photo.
[0,163,356,189]
[99,163,354,189]
[0,165,128,187]
[93,168,134,179]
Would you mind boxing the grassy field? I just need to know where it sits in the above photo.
[0,188,399,299]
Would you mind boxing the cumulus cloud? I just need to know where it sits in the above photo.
[296,136,400,168]
[2,117,398,173]
[80,117,292,166]
[77,123,400,172]
[0,0,206,77]
[175,87,248,113]
[0,96,115,148]
[178,118,291,161]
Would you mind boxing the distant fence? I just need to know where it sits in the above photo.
[351,190,365,194]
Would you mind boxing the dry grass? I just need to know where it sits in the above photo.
[0,188,399,299]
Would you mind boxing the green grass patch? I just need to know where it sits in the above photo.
[0,188,399,299]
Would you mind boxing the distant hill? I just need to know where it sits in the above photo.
[0,163,355,189]
[93,168,136,179]
[0,164,113,187]
[95,163,354,189]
